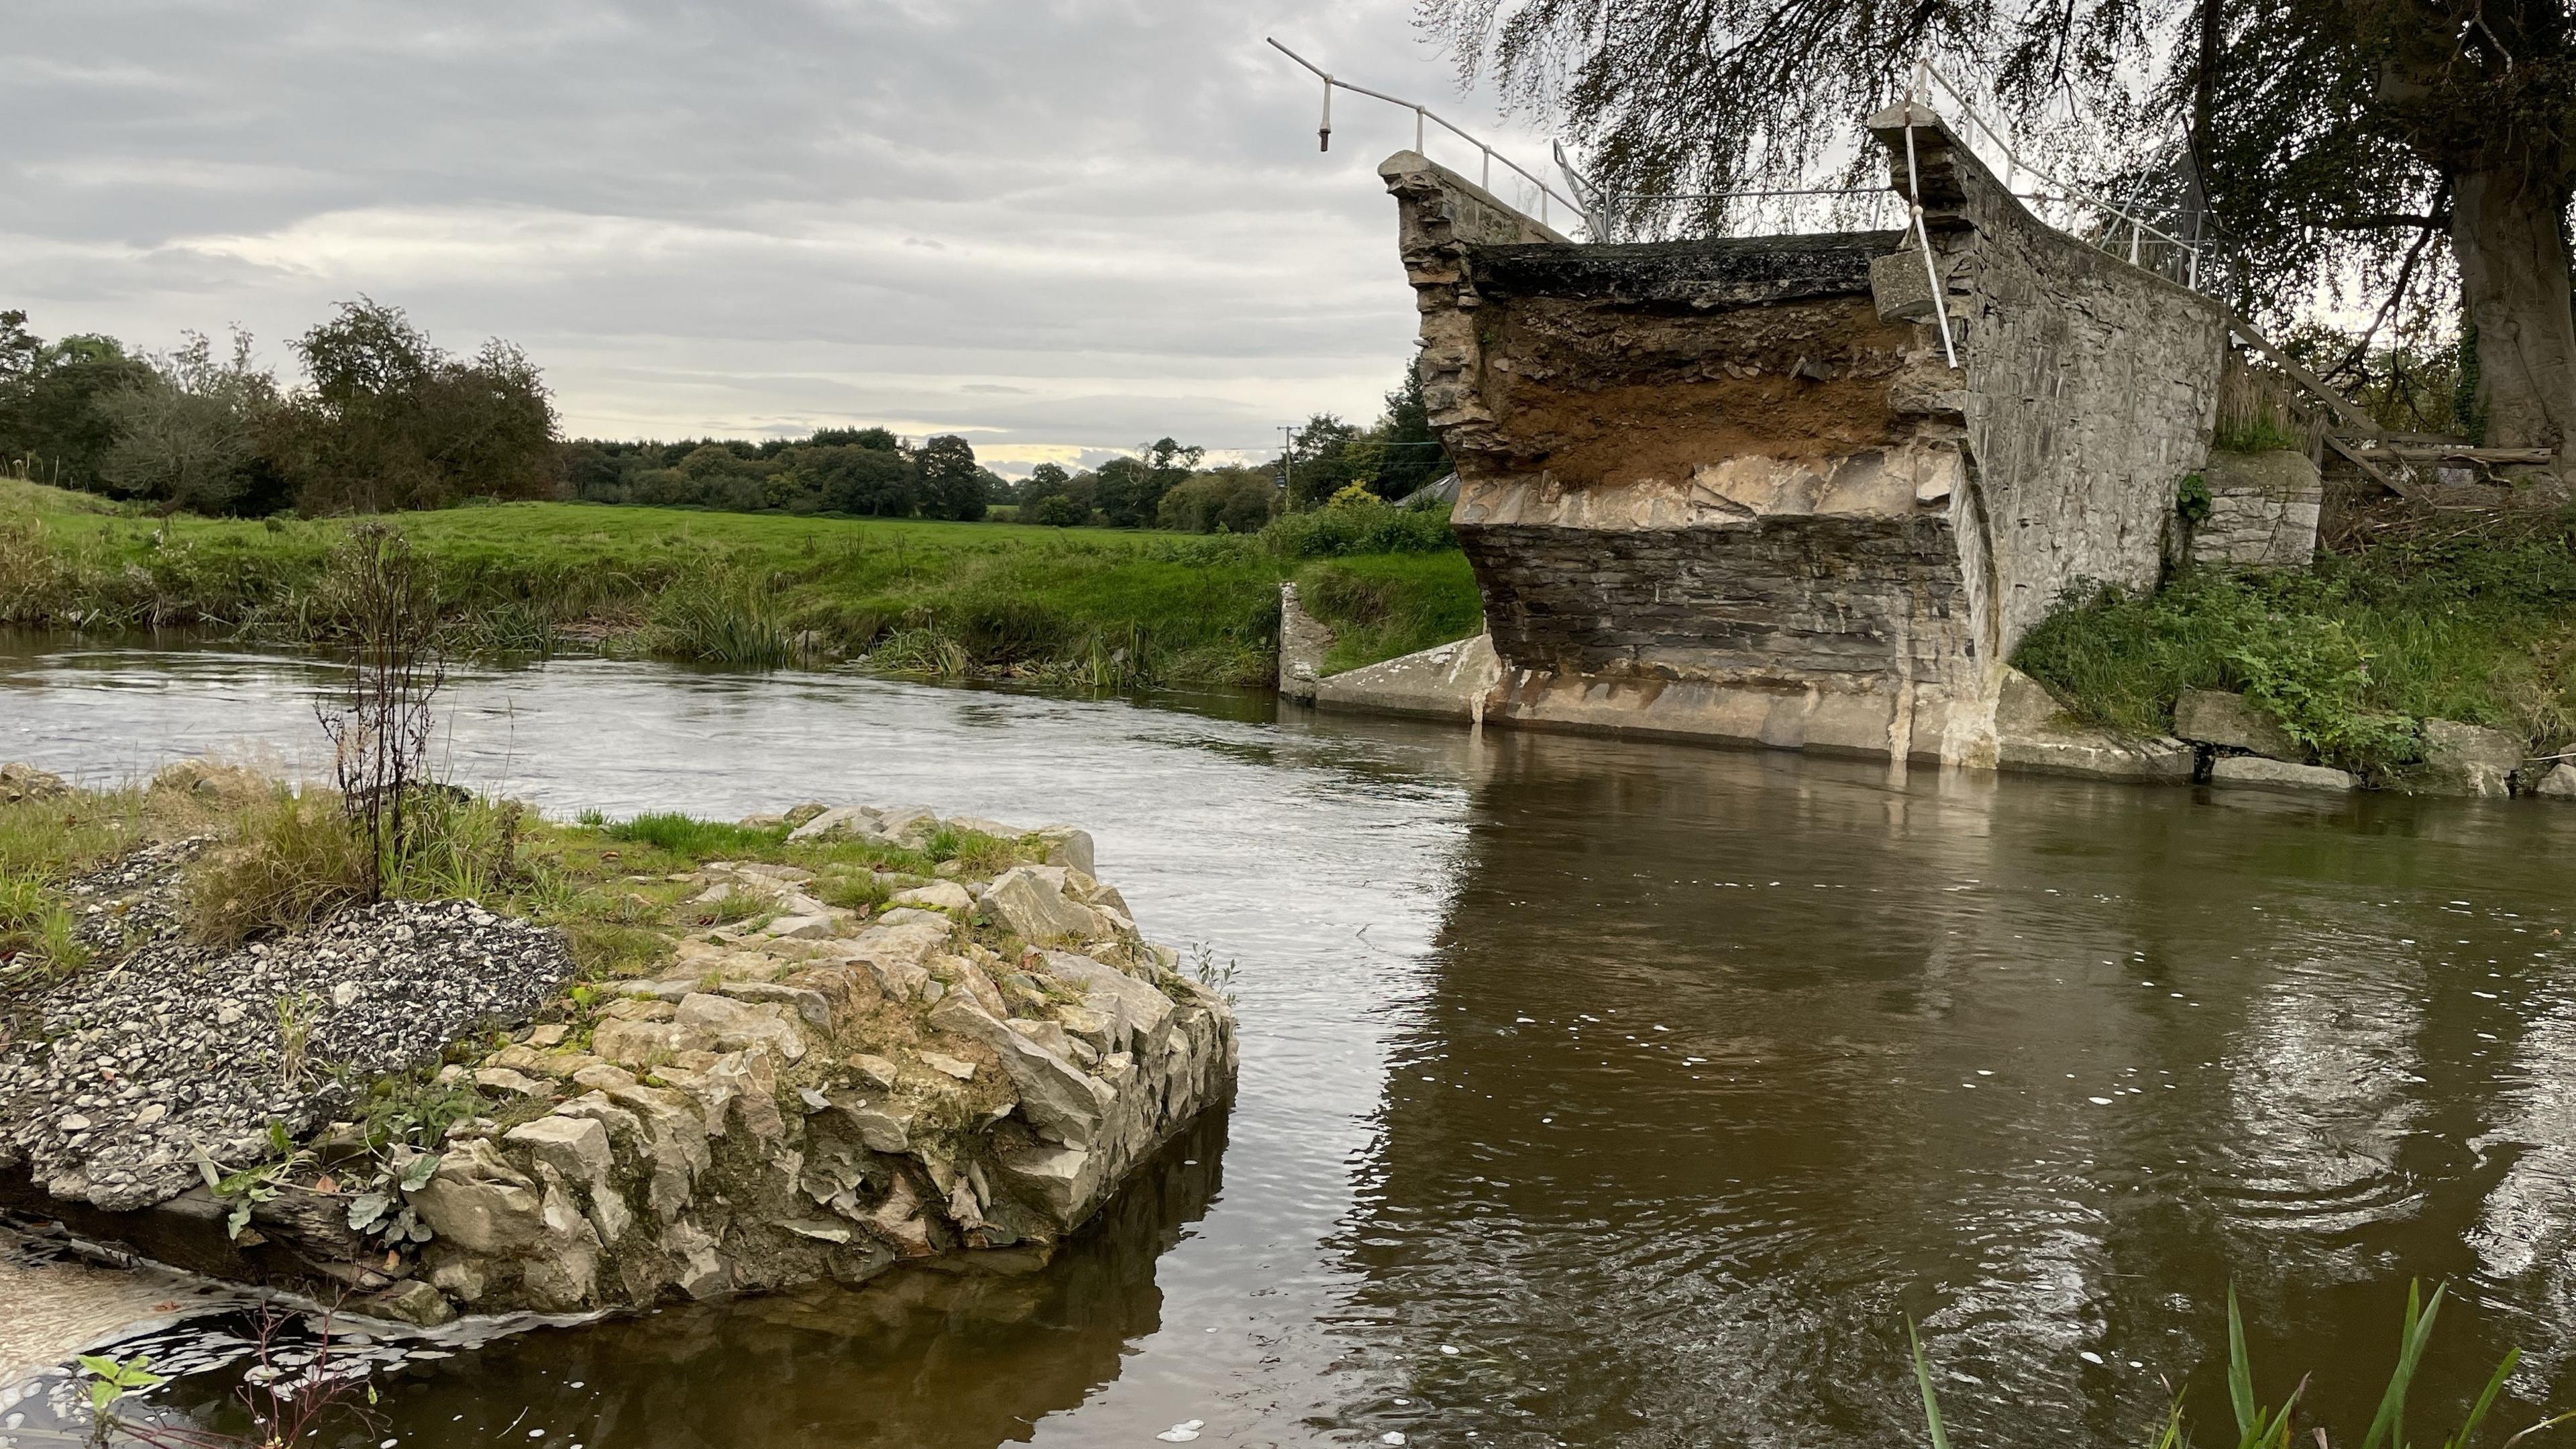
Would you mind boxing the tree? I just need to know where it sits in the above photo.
[1285,414,1367,509]
[279,298,558,512]
[916,434,987,521]
[1423,0,2576,460]
[96,329,285,514]
[1157,468,1280,532]
[810,425,901,451]
[1020,462,1094,524]
[0,312,154,488]
[1371,367,1452,500]
[799,443,917,515]
[1093,438,1203,527]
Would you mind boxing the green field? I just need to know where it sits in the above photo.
[0,479,1487,689]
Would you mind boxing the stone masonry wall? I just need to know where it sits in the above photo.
[1868,103,2229,659]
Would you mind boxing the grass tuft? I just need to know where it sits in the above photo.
[186,788,372,948]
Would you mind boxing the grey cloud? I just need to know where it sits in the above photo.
[1,0,1558,452]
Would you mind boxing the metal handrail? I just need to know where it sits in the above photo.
[1904,58,2212,291]
[1266,37,1583,233]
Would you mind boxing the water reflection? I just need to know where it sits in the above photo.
[9,635,2576,1447]
[244,1110,1236,1449]
[1334,731,2576,1447]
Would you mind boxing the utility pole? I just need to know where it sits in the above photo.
[1277,424,1298,500]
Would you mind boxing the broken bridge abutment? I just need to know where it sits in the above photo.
[1361,105,2227,767]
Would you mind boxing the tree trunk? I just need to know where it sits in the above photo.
[2449,165,2576,457]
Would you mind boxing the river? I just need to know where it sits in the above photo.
[7,637,2576,1448]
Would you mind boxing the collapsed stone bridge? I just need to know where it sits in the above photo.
[1303,105,2235,769]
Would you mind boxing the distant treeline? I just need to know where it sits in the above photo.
[1,299,556,517]
[559,429,998,522]
[4,301,1455,534]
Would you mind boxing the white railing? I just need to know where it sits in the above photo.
[1903,58,2216,294]
[1266,37,1587,235]
[1566,57,2218,300]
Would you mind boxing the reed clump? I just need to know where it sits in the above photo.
[1910,1283,2571,1449]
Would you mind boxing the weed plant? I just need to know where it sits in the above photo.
[2014,509,2576,776]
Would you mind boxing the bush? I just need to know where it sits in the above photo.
[1026,493,1091,527]
[2015,512,2576,775]
[949,593,1072,663]
[1296,552,1485,672]
[1261,495,1457,557]
[1158,472,1278,533]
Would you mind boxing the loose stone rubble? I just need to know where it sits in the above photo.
[0,799,1234,1331]
[0,843,573,1210]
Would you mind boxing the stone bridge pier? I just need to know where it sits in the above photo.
[1361,105,2226,767]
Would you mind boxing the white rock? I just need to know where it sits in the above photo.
[890,881,975,913]
[504,1115,612,1185]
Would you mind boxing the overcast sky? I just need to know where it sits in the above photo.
[3,1,1562,473]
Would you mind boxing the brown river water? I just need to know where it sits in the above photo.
[5,637,2576,1448]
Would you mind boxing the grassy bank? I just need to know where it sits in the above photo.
[2015,507,2576,776]
[0,478,1487,688]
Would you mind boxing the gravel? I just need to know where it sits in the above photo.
[1,843,574,1211]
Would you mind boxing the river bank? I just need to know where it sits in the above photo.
[0,478,1479,689]
[1,763,1234,1351]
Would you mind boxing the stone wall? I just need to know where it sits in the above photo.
[2188,450,2323,568]
[1375,111,2227,765]
[1868,103,2231,656]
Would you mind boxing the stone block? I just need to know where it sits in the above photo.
[992,1142,1104,1230]
[411,1139,545,1254]
[592,1016,712,1069]
[2190,451,2323,569]
[674,993,806,1063]
[1277,582,1334,702]
[928,994,1112,1146]
[891,881,975,914]
[1030,826,1095,874]
[1310,633,1502,722]
[1868,249,1937,321]
[1996,731,2196,784]
[505,1115,612,1186]
[0,761,69,804]
[786,805,877,843]
[364,1279,455,1327]
[979,865,1108,945]
[2210,755,2356,792]
[2536,762,2576,799]
[2173,689,2301,761]
[2414,719,2524,797]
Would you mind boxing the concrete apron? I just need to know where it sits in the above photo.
[1289,637,2198,782]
